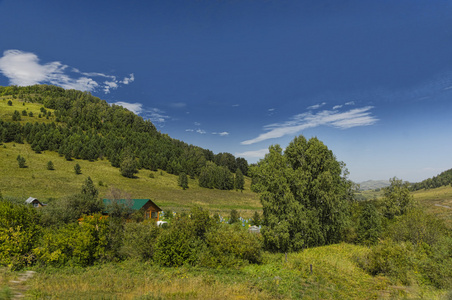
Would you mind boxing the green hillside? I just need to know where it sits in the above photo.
[0,86,260,216]
[0,142,260,216]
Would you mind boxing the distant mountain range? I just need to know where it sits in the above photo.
[358,180,391,191]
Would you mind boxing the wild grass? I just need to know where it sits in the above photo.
[11,243,446,299]
[412,185,452,227]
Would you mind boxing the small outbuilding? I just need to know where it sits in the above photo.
[103,199,162,221]
[25,197,46,208]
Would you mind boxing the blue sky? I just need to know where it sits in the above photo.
[1,0,451,183]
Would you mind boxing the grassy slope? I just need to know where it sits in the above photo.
[413,185,452,227]
[1,243,445,299]
[0,96,56,124]
[0,97,260,217]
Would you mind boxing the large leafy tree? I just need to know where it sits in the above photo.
[251,135,353,252]
[381,177,413,219]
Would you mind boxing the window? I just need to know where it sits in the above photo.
[145,212,150,219]
[33,202,39,208]
[151,211,158,219]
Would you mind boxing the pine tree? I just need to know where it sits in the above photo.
[74,163,82,174]
[234,169,245,192]
[47,161,54,170]
[17,155,26,168]
[178,172,188,190]
[120,156,138,178]
[229,209,240,224]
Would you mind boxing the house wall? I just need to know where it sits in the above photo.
[143,201,160,221]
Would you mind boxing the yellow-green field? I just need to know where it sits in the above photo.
[0,142,261,217]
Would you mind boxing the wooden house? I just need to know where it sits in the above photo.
[25,197,46,208]
[102,199,162,221]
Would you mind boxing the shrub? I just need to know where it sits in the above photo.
[200,224,263,267]
[47,161,55,170]
[359,239,415,285]
[153,216,201,267]
[120,222,161,261]
[0,201,41,269]
[34,214,110,267]
[357,202,382,245]
[16,155,26,168]
[229,209,240,224]
[74,163,82,174]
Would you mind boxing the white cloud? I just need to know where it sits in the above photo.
[196,129,206,134]
[194,122,201,126]
[345,101,355,105]
[113,101,143,114]
[121,73,134,84]
[185,129,194,132]
[307,102,326,110]
[241,106,378,145]
[104,81,118,93]
[268,108,275,112]
[212,131,229,136]
[333,105,343,110]
[0,49,133,94]
[236,148,269,159]
[146,108,169,125]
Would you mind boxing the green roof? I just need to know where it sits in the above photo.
[102,199,161,212]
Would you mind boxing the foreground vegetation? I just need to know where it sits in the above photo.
[2,162,452,299]
[5,243,449,300]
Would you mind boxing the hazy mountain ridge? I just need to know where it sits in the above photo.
[358,180,390,191]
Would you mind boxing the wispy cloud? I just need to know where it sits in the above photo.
[333,105,343,110]
[241,106,378,145]
[236,148,269,159]
[196,129,206,134]
[212,131,229,136]
[145,108,169,126]
[345,101,355,105]
[171,102,187,108]
[112,101,143,115]
[307,102,326,110]
[0,49,133,94]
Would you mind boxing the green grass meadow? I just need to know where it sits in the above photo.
[0,142,261,217]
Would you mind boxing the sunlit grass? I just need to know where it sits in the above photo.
[0,97,56,124]
[0,142,261,217]
[412,185,452,227]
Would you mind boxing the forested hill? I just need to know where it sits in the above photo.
[411,168,452,191]
[0,85,248,181]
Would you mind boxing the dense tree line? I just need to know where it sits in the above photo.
[0,85,248,188]
[410,168,452,191]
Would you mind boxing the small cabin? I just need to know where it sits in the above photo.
[25,197,46,208]
[102,199,162,221]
